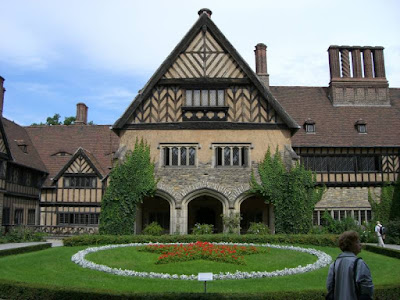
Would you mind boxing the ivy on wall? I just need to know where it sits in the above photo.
[369,176,400,223]
[250,147,320,234]
[99,139,157,235]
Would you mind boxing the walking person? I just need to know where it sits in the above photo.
[375,221,385,247]
[326,231,374,300]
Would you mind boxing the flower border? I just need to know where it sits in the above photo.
[71,242,332,280]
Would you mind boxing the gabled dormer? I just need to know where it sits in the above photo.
[113,9,299,131]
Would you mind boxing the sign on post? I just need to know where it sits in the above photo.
[198,273,213,293]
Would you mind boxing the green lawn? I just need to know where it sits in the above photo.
[86,246,317,274]
[0,245,399,294]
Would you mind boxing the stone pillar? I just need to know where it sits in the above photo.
[254,43,270,88]
[351,49,362,78]
[328,47,340,79]
[373,48,386,78]
[268,204,275,234]
[75,103,88,125]
[363,49,373,78]
[340,49,350,77]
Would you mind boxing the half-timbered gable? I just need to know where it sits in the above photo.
[25,115,119,234]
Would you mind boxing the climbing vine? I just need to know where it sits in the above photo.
[250,147,320,234]
[99,139,157,235]
[369,176,400,223]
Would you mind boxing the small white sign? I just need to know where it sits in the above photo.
[198,272,213,281]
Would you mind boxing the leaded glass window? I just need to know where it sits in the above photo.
[214,144,250,167]
[185,90,225,107]
[162,144,198,167]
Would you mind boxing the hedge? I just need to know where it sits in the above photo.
[0,279,398,300]
[0,243,51,258]
[63,234,339,247]
[364,244,400,259]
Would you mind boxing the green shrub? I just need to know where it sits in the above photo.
[0,243,51,258]
[63,233,339,247]
[192,223,214,235]
[364,244,400,259]
[3,227,46,243]
[247,222,270,235]
[142,222,164,236]
[385,220,400,244]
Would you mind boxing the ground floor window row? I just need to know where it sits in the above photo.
[312,209,372,226]
[57,212,99,225]
[2,207,36,225]
[160,143,251,167]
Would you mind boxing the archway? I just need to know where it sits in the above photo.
[240,196,269,234]
[137,196,171,234]
[188,196,223,233]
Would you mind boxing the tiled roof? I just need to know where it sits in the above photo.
[25,124,120,186]
[1,117,47,173]
[271,87,400,147]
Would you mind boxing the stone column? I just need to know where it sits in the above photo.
[268,204,275,234]
[363,49,373,78]
[351,49,362,78]
[373,48,386,78]
[340,49,350,77]
[328,47,340,79]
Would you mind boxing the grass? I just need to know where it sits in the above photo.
[86,246,317,274]
[0,245,399,294]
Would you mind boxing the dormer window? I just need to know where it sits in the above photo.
[52,151,72,157]
[355,120,367,134]
[304,119,315,133]
[15,140,28,153]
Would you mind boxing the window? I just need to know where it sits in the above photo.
[213,144,250,167]
[161,144,197,167]
[14,209,23,225]
[301,155,381,173]
[355,120,367,133]
[58,213,99,225]
[24,172,32,186]
[27,209,36,225]
[304,119,316,133]
[2,208,10,225]
[12,168,19,184]
[63,176,97,188]
[0,161,6,179]
[185,90,225,107]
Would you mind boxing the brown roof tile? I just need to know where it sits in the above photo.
[271,87,400,147]
[25,124,120,186]
[1,117,47,172]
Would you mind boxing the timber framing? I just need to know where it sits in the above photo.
[113,13,299,131]
[123,122,290,130]
[52,147,103,182]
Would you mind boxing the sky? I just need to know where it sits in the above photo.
[1,0,399,126]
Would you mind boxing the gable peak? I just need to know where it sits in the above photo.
[198,8,212,18]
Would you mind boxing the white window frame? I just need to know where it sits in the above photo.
[211,143,252,168]
[159,143,199,168]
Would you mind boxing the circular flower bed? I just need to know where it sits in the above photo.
[71,242,332,280]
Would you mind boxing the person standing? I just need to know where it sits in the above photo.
[326,231,374,300]
[375,221,385,247]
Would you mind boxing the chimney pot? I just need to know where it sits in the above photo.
[254,43,269,88]
[75,102,88,125]
[0,76,5,116]
[198,8,212,18]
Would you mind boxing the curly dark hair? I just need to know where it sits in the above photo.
[338,231,360,252]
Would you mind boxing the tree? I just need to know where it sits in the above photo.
[46,113,62,125]
[63,116,76,125]
[31,114,93,125]
[250,147,319,234]
[99,139,157,235]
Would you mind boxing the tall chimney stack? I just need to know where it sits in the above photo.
[75,103,88,125]
[254,43,270,88]
[0,76,5,116]
[328,46,389,106]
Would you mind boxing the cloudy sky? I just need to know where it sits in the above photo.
[1,0,399,125]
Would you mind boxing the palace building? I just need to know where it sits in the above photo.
[1,9,399,234]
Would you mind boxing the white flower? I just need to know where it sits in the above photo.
[71,242,332,280]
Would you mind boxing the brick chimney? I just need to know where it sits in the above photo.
[75,103,88,125]
[255,43,270,88]
[0,76,5,116]
[198,8,212,18]
[328,46,389,106]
